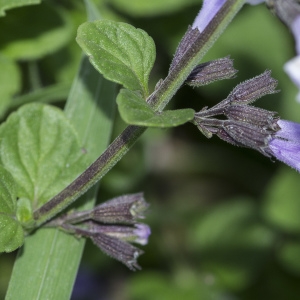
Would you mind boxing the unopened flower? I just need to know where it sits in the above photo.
[86,222,151,270]
[48,193,151,270]
[88,222,151,246]
[58,193,149,225]
[90,193,149,224]
[194,70,300,172]
[90,231,144,271]
[186,57,238,86]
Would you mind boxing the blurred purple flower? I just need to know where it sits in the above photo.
[284,16,300,102]
[248,1,300,102]
[133,224,151,246]
[269,120,300,172]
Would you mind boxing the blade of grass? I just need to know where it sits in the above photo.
[5,1,115,299]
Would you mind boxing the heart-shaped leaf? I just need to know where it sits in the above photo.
[0,165,24,252]
[76,20,156,98]
[0,214,24,252]
[117,89,195,127]
[0,103,89,208]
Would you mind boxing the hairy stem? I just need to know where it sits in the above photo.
[33,0,246,227]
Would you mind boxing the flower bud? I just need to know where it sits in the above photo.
[224,104,279,130]
[169,26,201,72]
[186,57,238,86]
[222,120,273,156]
[91,232,144,271]
[89,223,151,246]
[227,70,278,104]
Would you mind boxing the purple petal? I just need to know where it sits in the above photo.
[269,120,300,172]
[291,16,300,54]
[192,0,226,32]
[133,224,151,246]
[284,16,300,102]
[269,139,300,172]
[276,120,300,143]
[284,56,300,103]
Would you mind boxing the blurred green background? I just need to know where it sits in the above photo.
[1,0,300,299]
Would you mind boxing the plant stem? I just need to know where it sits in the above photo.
[33,125,145,226]
[33,0,246,227]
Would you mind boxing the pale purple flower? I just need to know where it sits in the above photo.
[284,55,300,102]
[291,15,300,54]
[284,16,300,102]
[191,0,264,33]
[133,224,151,245]
[192,0,226,32]
[269,120,300,172]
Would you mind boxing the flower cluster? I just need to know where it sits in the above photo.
[192,69,300,172]
[49,193,150,270]
[178,0,300,173]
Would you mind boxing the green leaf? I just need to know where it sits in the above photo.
[5,0,117,293]
[117,89,195,127]
[76,20,156,97]
[0,214,24,252]
[5,228,84,299]
[277,242,300,276]
[0,2,73,60]
[0,0,40,17]
[262,167,300,233]
[0,165,24,252]
[8,82,71,112]
[0,54,21,118]
[0,103,88,208]
[110,0,201,17]
[0,165,16,214]
[188,198,275,291]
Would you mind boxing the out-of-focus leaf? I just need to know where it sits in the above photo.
[76,20,156,98]
[117,89,194,127]
[127,271,218,300]
[0,54,20,117]
[0,165,24,252]
[8,83,70,112]
[0,2,73,60]
[262,167,300,233]
[0,103,88,208]
[0,0,40,17]
[190,199,255,249]
[188,199,275,291]
[0,215,24,252]
[110,0,201,17]
[277,242,300,276]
